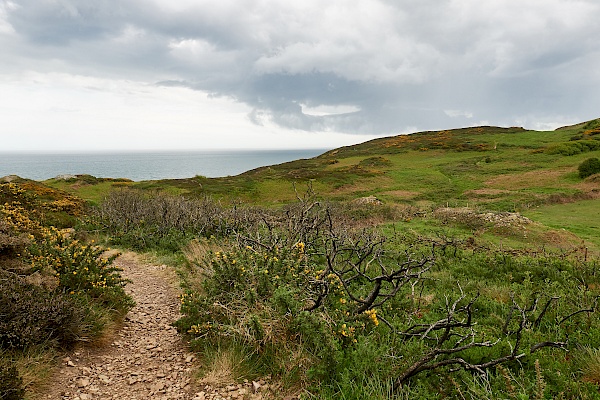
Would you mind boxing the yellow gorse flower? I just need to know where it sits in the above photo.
[364,309,379,326]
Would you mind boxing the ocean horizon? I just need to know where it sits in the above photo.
[0,149,328,182]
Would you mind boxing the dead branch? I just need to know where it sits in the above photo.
[558,296,598,325]
[394,291,585,388]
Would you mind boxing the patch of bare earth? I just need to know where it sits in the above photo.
[574,180,600,195]
[541,230,585,250]
[42,252,272,400]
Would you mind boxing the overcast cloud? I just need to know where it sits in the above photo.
[1,0,599,150]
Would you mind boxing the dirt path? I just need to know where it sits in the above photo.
[42,252,270,400]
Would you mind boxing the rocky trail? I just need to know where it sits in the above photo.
[43,252,271,400]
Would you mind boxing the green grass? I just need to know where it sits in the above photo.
[523,198,600,252]
[45,179,134,205]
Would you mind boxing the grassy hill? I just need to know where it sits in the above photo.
[46,118,600,252]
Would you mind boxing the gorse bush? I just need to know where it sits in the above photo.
[545,139,600,156]
[0,218,31,275]
[0,181,83,231]
[0,223,132,350]
[0,183,33,207]
[174,193,600,399]
[176,242,368,383]
[0,181,133,397]
[27,228,132,312]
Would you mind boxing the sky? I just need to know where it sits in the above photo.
[1,0,599,151]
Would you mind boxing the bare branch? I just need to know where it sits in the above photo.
[530,341,568,353]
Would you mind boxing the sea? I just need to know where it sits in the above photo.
[0,149,328,182]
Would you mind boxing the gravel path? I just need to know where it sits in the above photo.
[42,252,197,399]
[42,252,274,400]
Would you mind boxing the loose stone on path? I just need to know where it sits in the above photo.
[44,253,198,400]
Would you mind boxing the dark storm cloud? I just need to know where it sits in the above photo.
[2,0,600,134]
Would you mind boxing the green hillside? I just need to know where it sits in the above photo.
[47,119,600,252]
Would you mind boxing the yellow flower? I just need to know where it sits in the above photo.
[364,309,379,326]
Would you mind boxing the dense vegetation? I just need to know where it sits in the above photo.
[579,158,600,179]
[91,186,600,399]
[0,181,133,399]
[3,118,600,398]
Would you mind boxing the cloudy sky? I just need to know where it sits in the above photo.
[1,0,599,151]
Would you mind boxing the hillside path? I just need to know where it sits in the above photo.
[43,252,269,400]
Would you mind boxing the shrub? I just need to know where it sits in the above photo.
[26,228,133,313]
[0,218,31,274]
[546,140,600,156]
[358,156,392,168]
[0,362,25,400]
[175,194,600,398]
[0,202,43,237]
[578,157,600,179]
[0,183,33,206]
[94,189,226,251]
[175,244,345,384]
[0,181,83,232]
[0,270,83,349]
